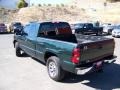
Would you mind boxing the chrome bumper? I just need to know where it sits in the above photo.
[75,59,115,75]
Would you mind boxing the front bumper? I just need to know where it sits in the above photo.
[115,34,120,37]
[112,32,120,37]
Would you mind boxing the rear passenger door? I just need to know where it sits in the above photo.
[36,23,56,62]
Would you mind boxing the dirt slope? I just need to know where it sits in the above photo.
[0,0,120,24]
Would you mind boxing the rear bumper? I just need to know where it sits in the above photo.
[75,67,93,75]
[74,59,115,75]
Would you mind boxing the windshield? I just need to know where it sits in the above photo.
[114,26,120,29]
[84,23,93,28]
[13,23,21,26]
[74,23,84,28]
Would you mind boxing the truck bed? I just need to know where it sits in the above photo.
[44,34,114,64]
[43,34,113,44]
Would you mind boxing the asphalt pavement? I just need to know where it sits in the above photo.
[0,34,120,90]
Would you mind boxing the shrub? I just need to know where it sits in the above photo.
[48,4,52,6]
[17,0,28,8]
[38,4,42,7]
[61,4,64,7]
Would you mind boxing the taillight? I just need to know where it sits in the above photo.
[71,48,80,64]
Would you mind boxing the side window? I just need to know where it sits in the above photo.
[23,23,38,38]
[28,24,36,37]
[23,25,30,35]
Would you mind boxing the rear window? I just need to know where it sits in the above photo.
[55,22,70,28]
[40,22,55,31]
[55,22,72,34]
[38,22,72,37]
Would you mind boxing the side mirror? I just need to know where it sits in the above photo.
[14,26,23,34]
[21,31,28,36]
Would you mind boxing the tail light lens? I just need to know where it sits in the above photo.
[71,48,80,64]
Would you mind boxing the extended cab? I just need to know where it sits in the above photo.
[13,21,115,81]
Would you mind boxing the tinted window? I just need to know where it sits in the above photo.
[38,22,71,37]
[56,22,70,29]
[84,23,93,28]
[40,22,55,31]
[13,23,21,26]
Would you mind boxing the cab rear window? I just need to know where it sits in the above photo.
[38,22,72,37]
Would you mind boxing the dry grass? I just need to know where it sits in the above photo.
[0,1,120,24]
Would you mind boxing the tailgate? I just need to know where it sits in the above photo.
[76,36,114,63]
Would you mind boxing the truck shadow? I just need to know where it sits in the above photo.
[0,32,13,34]
[63,61,120,90]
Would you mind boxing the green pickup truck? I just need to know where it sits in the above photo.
[13,21,115,81]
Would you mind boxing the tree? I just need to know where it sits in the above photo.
[17,0,28,8]
[38,4,42,7]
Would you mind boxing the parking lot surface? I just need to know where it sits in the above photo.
[0,34,120,90]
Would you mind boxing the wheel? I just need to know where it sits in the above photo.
[15,42,23,57]
[96,32,102,36]
[46,56,65,81]
[108,30,112,35]
[112,35,115,37]
[75,31,79,34]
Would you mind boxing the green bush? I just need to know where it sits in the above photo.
[38,4,42,7]
[48,4,52,6]
[61,4,64,7]
[17,0,28,8]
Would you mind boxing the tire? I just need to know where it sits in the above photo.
[46,56,65,81]
[75,31,79,34]
[108,30,112,35]
[96,32,102,36]
[15,42,22,57]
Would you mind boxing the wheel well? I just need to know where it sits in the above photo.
[44,52,57,63]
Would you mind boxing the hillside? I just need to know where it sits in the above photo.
[0,0,120,24]
[0,8,18,23]
[16,6,88,23]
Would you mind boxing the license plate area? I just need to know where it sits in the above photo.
[94,61,103,67]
